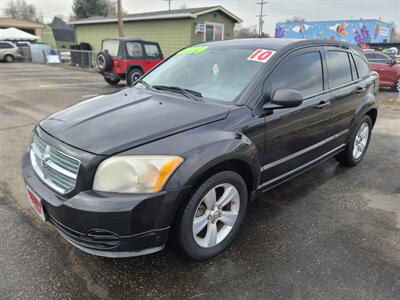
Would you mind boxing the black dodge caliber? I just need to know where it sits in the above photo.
[22,39,378,260]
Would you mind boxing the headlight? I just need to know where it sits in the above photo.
[93,155,183,193]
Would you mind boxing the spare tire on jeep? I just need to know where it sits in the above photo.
[97,51,112,72]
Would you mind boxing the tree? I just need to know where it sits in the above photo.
[391,25,400,43]
[105,0,117,17]
[284,16,306,23]
[4,0,43,22]
[72,0,108,19]
[235,25,270,39]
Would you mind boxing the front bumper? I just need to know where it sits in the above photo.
[22,152,188,257]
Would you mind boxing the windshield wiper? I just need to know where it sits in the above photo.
[135,79,159,92]
[152,85,203,101]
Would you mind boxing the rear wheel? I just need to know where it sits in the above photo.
[177,171,248,260]
[4,54,14,62]
[127,68,143,86]
[335,115,372,166]
[395,76,400,92]
[103,77,120,85]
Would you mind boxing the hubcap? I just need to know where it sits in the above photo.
[192,183,240,248]
[131,72,141,83]
[5,56,12,62]
[397,77,400,92]
[353,122,369,159]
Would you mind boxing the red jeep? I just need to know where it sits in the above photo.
[97,37,163,86]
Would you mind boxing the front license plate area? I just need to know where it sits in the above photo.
[27,188,47,222]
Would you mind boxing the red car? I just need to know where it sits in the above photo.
[364,50,400,91]
[97,37,163,86]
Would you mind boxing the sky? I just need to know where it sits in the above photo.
[0,0,399,36]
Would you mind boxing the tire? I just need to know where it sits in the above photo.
[127,68,143,86]
[177,171,248,260]
[4,54,14,62]
[104,77,120,85]
[97,51,112,72]
[395,76,400,92]
[335,115,372,166]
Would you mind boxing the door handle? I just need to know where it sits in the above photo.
[315,101,330,109]
[355,86,366,94]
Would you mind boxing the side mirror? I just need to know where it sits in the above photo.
[263,89,303,110]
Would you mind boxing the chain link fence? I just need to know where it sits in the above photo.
[56,49,98,71]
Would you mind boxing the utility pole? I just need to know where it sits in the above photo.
[117,0,124,37]
[164,0,173,11]
[256,0,268,38]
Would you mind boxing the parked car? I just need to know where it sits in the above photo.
[364,50,400,91]
[0,41,22,62]
[22,39,378,260]
[96,37,163,86]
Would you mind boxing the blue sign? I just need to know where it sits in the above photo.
[275,19,393,45]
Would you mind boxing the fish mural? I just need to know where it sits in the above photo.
[275,19,392,45]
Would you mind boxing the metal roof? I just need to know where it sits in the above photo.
[69,6,242,25]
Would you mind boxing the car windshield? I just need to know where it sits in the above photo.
[141,46,266,102]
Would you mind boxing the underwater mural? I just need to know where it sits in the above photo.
[275,19,392,45]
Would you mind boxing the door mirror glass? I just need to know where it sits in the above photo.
[263,89,303,110]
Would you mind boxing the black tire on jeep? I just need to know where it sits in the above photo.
[97,51,112,72]
[127,68,143,86]
[104,77,120,86]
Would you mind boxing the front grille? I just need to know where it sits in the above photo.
[30,134,81,194]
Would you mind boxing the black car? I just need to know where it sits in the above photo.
[22,39,378,260]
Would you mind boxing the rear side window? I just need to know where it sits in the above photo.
[126,42,143,57]
[268,51,324,98]
[326,50,353,88]
[0,42,13,49]
[354,55,371,79]
[144,44,160,58]
[102,40,119,56]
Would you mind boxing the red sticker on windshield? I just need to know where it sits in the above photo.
[247,49,276,63]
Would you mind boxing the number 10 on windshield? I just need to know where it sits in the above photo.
[247,49,276,63]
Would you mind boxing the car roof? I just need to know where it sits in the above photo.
[201,38,360,52]
[103,37,159,44]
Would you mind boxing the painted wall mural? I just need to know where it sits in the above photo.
[275,19,393,45]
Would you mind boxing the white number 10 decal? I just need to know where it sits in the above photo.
[247,49,276,63]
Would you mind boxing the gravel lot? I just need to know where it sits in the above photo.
[0,63,399,299]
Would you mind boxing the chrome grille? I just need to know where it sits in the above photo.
[30,134,81,194]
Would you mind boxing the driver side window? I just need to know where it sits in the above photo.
[266,51,324,100]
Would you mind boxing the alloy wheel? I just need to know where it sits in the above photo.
[192,183,240,248]
[353,122,369,160]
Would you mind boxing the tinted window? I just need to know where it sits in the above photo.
[366,52,390,63]
[102,40,119,56]
[0,42,13,49]
[268,51,323,97]
[326,51,352,87]
[144,44,160,58]
[349,54,358,80]
[126,42,143,57]
[354,55,371,78]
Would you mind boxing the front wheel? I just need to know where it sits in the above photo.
[335,115,372,166]
[177,171,248,260]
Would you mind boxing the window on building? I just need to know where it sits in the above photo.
[268,51,324,98]
[144,44,160,58]
[326,50,353,88]
[205,24,224,42]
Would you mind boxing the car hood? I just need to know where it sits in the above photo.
[39,88,230,155]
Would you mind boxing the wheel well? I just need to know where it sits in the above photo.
[366,108,377,127]
[187,159,255,202]
[127,65,143,74]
